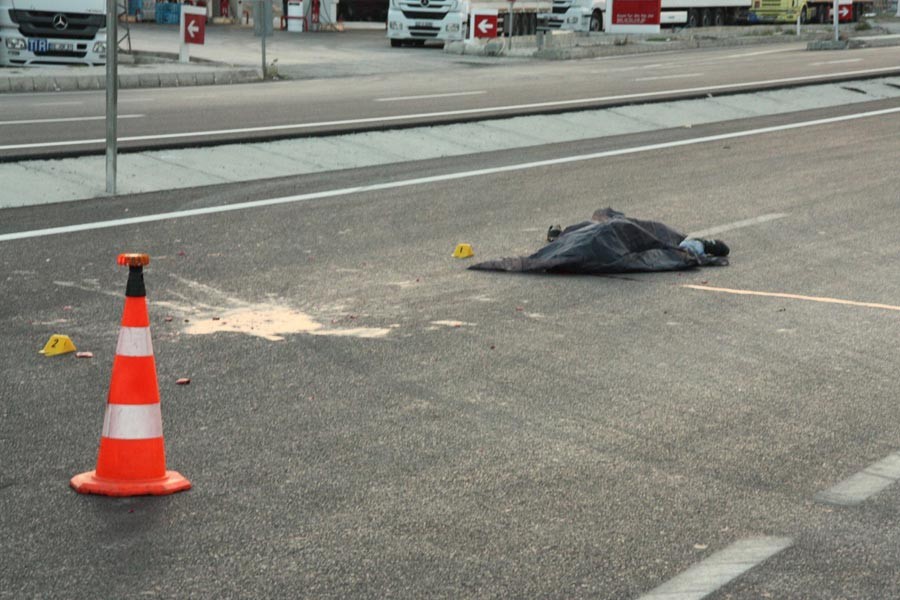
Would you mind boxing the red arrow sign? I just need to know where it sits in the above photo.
[184,13,206,45]
[473,13,498,38]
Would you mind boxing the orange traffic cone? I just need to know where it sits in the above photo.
[71,253,191,497]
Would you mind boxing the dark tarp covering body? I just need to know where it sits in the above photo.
[469,208,728,274]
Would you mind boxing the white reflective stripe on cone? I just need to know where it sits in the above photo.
[116,326,154,357]
[102,403,163,439]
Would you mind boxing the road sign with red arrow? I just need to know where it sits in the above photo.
[184,13,206,45]
[472,12,498,38]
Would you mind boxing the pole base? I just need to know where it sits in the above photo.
[70,470,191,497]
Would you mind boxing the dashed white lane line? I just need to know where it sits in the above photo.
[811,58,864,66]
[815,453,900,506]
[0,114,143,126]
[683,285,900,313]
[688,213,788,238]
[634,73,704,82]
[2,105,899,243]
[375,91,487,102]
[638,537,792,600]
[2,66,900,151]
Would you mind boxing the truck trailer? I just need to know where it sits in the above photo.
[541,0,751,32]
[0,0,106,67]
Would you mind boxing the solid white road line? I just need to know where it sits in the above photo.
[721,48,797,59]
[1,106,899,243]
[634,73,704,82]
[0,114,143,126]
[375,91,487,102]
[2,66,899,151]
[688,213,788,238]
[638,537,792,600]
[815,453,900,506]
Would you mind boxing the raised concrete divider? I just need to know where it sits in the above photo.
[0,60,259,94]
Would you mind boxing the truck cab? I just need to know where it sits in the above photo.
[387,0,467,45]
[0,0,107,67]
[539,0,605,32]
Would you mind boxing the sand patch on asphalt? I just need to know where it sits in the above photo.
[184,306,390,341]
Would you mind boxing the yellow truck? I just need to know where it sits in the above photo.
[749,0,872,24]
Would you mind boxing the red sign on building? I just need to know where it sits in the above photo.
[612,0,661,25]
[472,12,498,38]
[184,13,206,45]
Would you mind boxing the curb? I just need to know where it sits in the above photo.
[0,67,261,94]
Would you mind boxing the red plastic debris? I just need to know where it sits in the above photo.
[164,316,174,322]
[176,378,191,385]
[515,307,524,312]
[75,351,93,359]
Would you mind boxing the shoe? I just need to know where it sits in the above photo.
[701,239,730,257]
[547,225,562,242]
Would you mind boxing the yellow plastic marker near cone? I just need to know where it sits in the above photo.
[39,334,77,356]
[453,243,474,259]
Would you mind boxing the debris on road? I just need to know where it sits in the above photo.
[470,208,730,275]
[75,351,94,359]
[176,378,191,385]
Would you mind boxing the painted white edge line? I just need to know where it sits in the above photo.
[638,537,793,600]
[688,213,788,238]
[2,66,899,151]
[634,73,704,82]
[815,452,900,506]
[721,47,797,59]
[0,114,143,126]
[375,91,487,102]
[1,106,899,243]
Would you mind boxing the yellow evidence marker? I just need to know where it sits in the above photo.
[452,243,474,259]
[39,334,77,356]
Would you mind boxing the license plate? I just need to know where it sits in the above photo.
[27,38,49,53]
[49,42,73,51]
[414,21,431,27]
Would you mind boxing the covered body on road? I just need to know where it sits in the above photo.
[470,207,728,274]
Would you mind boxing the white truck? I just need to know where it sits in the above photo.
[387,0,549,46]
[540,0,751,31]
[1,0,107,67]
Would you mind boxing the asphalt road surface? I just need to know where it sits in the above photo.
[3,43,900,159]
[3,95,900,598]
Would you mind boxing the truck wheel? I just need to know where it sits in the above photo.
[686,8,699,27]
[800,6,807,23]
[713,8,725,25]
[700,8,711,26]
[390,39,402,47]
[590,10,603,31]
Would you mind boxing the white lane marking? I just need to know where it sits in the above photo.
[688,213,788,238]
[721,47,796,59]
[1,106,899,243]
[683,285,900,313]
[634,73,704,82]
[815,453,900,506]
[33,101,85,107]
[0,114,143,126]
[375,91,487,102]
[3,66,899,151]
[811,58,864,66]
[639,537,792,600]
